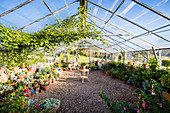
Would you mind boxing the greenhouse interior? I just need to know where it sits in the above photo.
[0,0,170,112]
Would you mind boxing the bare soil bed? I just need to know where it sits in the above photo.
[30,70,138,113]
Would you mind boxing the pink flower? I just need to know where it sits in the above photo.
[26,94,28,97]
[146,110,149,113]
[28,110,30,113]
[126,97,129,99]
[25,89,29,93]
[124,107,126,110]
[142,103,145,109]
[35,105,39,109]
[98,96,101,99]
[136,67,138,69]
[152,85,154,89]
[157,103,162,108]
[137,109,140,113]
[123,71,125,73]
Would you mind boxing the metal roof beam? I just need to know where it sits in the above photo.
[87,13,146,50]
[18,0,78,31]
[132,0,170,21]
[41,0,59,23]
[86,3,160,48]
[116,14,169,43]
[0,0,35,18]
[114,24,170,46]
[99,0,125,31]
[86,19,134,51]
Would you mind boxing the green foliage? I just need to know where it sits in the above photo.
[149,58,158,71]
[39,98,60,110]
[0,6,104,70]
[99,91,135,113]
[162,59,170,66]
[0,86,28,112]
[80,62,87,66]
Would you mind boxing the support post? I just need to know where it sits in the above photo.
[93,50,95,62]
[147,51,149,63]
[105,53,107,61]
[76,49,78,62]
[89,48,91,63]
[138,52,139,62]
[159,50,162,69]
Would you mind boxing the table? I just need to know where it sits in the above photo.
[79,69,89,83]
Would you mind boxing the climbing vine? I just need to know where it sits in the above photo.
[0,6,105,69]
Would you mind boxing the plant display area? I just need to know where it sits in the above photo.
[0,0,170,113]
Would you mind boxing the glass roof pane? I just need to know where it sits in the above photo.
[0,0,28,13]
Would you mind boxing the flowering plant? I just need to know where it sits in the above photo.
[137,80,170,113]
[99,91,136,113]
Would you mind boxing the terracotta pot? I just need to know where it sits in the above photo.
[163,92,170,102]
[114,75,117,79]
[18,76,24,79]
[40,90,43,93]
[42,85,49,91]
[55,77,58,81]
[123,80,127,84]
[8,82,17,86]
[39,82,44,85]
[24,74,28,78]
[33,84,38,89]
[133,85,137,90]
[27,68,31,71]
[21,65,25,69]
[111,75,114,78]
[35,86,40,91]
[104,71,106,74]
[81,66,86,70]
[52,79,55,83]
[11,68,15,71]
[119,76,122,80]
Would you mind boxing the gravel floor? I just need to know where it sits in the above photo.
[30,70,138,113]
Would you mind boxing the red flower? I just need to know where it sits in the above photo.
[123,71,125,73]
[121,98,124,100]
[136,67,138,69]
[35,105,39,109]
[26,94,28,97]
[25,89,29,93]
[126,97,129,99]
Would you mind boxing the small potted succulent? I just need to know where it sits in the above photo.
[35,85,40,91]
[39,79,44,86]
[52,77,55,83]
[33,81,39,89]
[54,74,58,81]
[42,83,49,91]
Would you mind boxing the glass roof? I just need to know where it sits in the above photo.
[0,0,169,53]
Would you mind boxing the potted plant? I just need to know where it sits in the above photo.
[54,74,58,81]
[52,77,55,83]
[80,62,87,70]
[39,98,61,112]
[42,83,49,91]
[122,75,128,84]
[40,88,43,93]
[35,85,40,91]
[39,79,44,85]
[33,81,38,89]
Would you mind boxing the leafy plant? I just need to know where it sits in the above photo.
[149,58,158,72]
[39,98,60,110]
[80,62,87,66]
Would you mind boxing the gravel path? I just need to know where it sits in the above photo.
[30,70,138,113]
